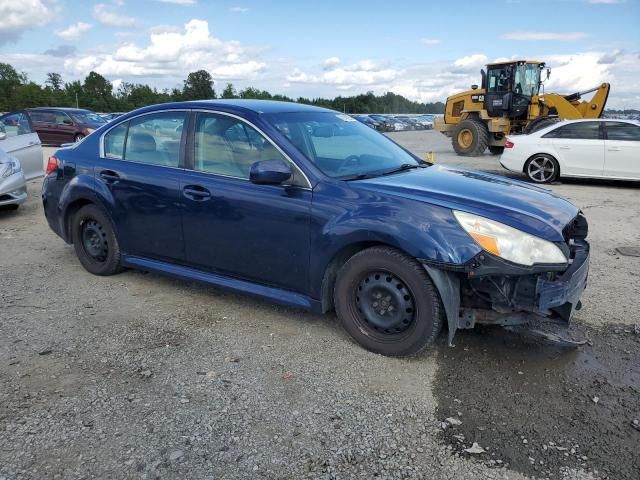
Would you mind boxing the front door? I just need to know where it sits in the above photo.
[180,111,311,293]
[604,121,640,179]
[95,111,188,262]
[545,121,605,177]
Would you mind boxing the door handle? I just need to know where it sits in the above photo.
[558,146,570,150]
[607,148,621,152]
[99,170,120,183]
[183,185,211,201]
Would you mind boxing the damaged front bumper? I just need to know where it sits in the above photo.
[423,240,590,345]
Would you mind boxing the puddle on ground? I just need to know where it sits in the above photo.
[433,323,640,480]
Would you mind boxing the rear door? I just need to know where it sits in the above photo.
[543,122,604,177]
[603,122,640,179]
[95,110,188,262]
[0,111,43,179]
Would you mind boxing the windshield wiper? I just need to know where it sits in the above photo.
[379,163,424,177]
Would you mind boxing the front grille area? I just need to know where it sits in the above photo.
[0,194,12,201]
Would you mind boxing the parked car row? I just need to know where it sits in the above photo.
[351,114,436,132]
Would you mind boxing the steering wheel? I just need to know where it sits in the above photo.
[336,155,361,174]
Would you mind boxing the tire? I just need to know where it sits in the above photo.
[524,116,560,135]
[334,246,444,357]
[525,154,560,183]
[488,146,504,155]
[452,118,489,156]
[74,134,85,143]
[0,204,19,211]
[71,204,123,276]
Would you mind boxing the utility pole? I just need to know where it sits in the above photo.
[75,92,79,109]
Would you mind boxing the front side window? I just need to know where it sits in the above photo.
[606,122,640,141]
[513,63,540,96]
[54,111,72,125]
[0,112,33,137]
[487,67,508,93]
[123,112,186,167]
[70,111,106,125]
[544,122,601,140]
[263,111,420,179]
[193,112,293,181]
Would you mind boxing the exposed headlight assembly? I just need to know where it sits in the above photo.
[454,210,567,266]
[0,158,22,179]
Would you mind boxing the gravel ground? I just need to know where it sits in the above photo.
[1,131,638,479]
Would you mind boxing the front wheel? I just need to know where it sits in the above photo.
[525,154,559,183]
[71,204,123,276]
[334,247,444,357]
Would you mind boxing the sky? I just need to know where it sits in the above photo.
[1,0,639,108]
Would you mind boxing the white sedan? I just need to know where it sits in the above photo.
[499,119,640,183]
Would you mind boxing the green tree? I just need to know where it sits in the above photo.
[82,71,113,111]
[0,63,22,110]
[182,70,215,100]
[45,72,64,90]
[221,83,237,99]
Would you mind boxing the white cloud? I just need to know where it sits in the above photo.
[0,0,55,44]
[56,22,92,41]
[453,54,488,69]
[229,6,248,13]
[322,57,341,70]
[420,39,440,46]
[589,0,624,3]
[155,0,196,4]
[287,59,400,86]
[64,19,267,80]
[93,3,137,28]
[502,31,589,41]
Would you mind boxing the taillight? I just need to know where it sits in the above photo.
[504,141,514,149]
[46,156,59,175]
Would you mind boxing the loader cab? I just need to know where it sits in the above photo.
[483,61,543,119]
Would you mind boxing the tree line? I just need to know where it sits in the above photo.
[0,63,444,115]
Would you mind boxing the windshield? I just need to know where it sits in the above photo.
[71,111,106,124]
[263,112,420,179]
[513,63,540,96]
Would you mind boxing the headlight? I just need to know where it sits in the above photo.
[454,210,567,266]
[1,158,21,178]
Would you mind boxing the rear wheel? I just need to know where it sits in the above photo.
[334,246,444,357]
[525,154,559,183]
[452,119,490,156]
[488,146,504,155]
[71,204,123,276]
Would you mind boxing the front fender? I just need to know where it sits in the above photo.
[309,181,481,299]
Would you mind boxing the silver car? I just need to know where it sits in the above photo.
[0,111,43,209]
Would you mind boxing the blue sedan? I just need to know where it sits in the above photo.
[42,100,589,356]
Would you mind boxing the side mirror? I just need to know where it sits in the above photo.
[546,68,551,80]
[471,84,478,90]
[63,119,73,125]
[249,159,292,185]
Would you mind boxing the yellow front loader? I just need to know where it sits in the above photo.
[435,60,610,156]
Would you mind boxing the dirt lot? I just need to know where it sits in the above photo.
[1,131,639,480]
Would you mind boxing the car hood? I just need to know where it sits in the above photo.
[352,164,579,242]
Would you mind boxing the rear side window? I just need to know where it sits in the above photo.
[123,112,186,167]
[0,112,33,137]
[606,122,640,141]
[543,122,601,140]
[30,111,55,123]
[103,122,128,159]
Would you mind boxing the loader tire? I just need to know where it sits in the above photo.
[452,119,489,156]
[524,116,560,134]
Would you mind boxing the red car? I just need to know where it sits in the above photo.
[26,108,107,145]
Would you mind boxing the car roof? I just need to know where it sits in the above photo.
[552,118,640,127]
[27,107,92,112]
[142,99,336,115]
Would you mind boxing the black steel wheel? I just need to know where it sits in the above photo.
[334,246,444,357]
[71,204,123,276]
